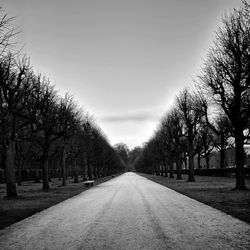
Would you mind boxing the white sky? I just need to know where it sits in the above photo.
[3,0,242,149]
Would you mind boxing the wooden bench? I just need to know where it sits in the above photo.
[83,180,94,187]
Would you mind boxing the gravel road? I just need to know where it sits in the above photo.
[0,172,249,249]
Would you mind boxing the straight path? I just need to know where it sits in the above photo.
[0,172,249,249]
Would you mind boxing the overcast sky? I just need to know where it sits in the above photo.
[3,0,242,149]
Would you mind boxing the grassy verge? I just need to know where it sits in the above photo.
[0,175,117,230]
[139,173,250,224]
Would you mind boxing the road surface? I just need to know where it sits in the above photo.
[0,172,249,249]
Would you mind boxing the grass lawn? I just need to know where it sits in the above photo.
[0,175,116,230]
[139,173,250,224]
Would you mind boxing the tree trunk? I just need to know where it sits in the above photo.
[234,130,246,190]
[61,146,67,186]
[73,160,79,183]
[5,112,18,197]
[176,156,182,180]
[205,153,210,169]
[220,136,226,168]
[165,165,168,177]
[197,152,201,169]
[42,139,50,191]
[88,163,94,180]
[83,151,88,180]
[184,152,187,170]
[169,161,174,178]
[157,165,160,176]
[95,160,100,178]
[5,140,17,197]
[102,164,106,177]
[93,160,98,179]
[188,140,195,182]
[17,161,22,186]
[34,162,40,183]
[220,147,225,169]
[164,157,168,177]
[71,165,74,179]
[17,157,24,186]
[57,159,61,181]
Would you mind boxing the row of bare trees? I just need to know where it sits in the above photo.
[0,7,125,197]
[134,1,250,190]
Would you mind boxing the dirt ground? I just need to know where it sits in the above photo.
[0,173,249,250]
[140,173,250,224]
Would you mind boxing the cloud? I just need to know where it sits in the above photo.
[101,111,160,123]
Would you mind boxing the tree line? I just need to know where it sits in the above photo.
[0,7,125,197]
[134,1,250,190]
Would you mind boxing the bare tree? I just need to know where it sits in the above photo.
[0,6,26,197]
[202,104,232,169]
[0,54,29,197]
[197,122,215,169]
[177,88,203,182]
[157,118,174,178]
[0,7,20,56]
[81,117,95,180]
[24,75,59,191]
[167,108,185,180]
[56,94,81,186]
[200,2,250,189]
[153,132,168,176]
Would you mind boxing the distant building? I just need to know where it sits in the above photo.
[194,144,250,169]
